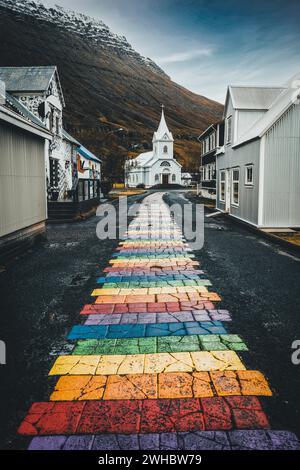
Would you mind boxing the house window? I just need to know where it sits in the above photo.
[49,158,59,188]
[245,164,254,186]
[56,116,60,134]
[232,168,240,206]
[172,174,176,182]
[212,131,216,149]
[226,116,232,144]
[219,170,226,202]
[155,174,159,182]
[163,145,168,154]
[160,161,171,167]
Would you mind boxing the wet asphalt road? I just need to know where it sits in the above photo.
[0,190,299,449]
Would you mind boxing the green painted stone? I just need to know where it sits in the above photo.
[72,334,247,355]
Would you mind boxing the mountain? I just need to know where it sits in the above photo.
[0,0,223,179]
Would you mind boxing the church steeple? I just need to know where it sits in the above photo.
[152,105,174,160]
[153,105,174,143]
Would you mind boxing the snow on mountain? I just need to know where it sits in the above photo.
[0,0,166,76]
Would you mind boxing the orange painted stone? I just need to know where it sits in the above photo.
[104,374,157,400]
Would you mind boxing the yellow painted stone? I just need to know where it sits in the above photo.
[96,355,127,375]
[92,286,209,297]
[191,351,245,371]
[116,354,145,375]
[48,355,100,376]
[144,352,194,374]
[49,351,245,377]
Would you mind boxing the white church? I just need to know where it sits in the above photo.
[125,107,182,187]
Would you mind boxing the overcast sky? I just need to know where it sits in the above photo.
[42,0,300,103]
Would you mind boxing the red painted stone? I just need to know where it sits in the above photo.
[18,397,270,436]
[18,402,85,436]
[201,397,232,430]
[77,400,142,434]
[140,399,204,433]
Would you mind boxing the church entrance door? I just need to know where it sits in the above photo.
[162,174,169,185]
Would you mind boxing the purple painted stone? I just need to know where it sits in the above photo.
[160,433,179,450]
[268,431,300,450]
[28,436,67,450]
[27,431,300,451]
[229,430,279,450]
[179,431,230,450]
[139,434,160,450]
[64,435,94,450]
[116,434,140,450]
[92,434,120,450]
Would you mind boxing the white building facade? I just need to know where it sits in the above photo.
[0,66,101,202]
[216,74,300,228]
[125,108,181,188]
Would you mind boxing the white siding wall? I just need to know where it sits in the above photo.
[236,110,265,141]
[262,104,300,227]
[216,96,261,225]
[0,122,46,237]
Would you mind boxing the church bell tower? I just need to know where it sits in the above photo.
[152,105,174,160]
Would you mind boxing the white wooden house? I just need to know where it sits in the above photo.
[0,66,101,203]
[216,73,300,228]
[0,81,51,262]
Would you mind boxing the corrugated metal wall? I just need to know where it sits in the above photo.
[263,104,300,227]
[0,121,46,238]
[217,139,260,225]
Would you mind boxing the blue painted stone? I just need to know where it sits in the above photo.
[97,274,204,284]
[67,320,227,340]
[67,324,108,340]
[106,323,146,339]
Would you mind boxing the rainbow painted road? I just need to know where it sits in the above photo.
[18,193,300,450]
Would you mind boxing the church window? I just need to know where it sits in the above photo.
[172,174,176,182]
[160,161,171,167]
[163,145,168,154]
[155,174,159,182]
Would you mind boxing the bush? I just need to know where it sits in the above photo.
[136,183,145,189]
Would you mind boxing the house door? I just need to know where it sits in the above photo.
[225,169,231,212]
[162,174,169,185]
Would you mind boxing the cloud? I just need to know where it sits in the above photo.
[154,48,213,64]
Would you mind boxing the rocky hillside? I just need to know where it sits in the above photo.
[0,0,223,179]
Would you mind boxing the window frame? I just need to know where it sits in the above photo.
[219,170,226,203]
[231,167,240,207]
[226,115,232,144]
[245,164,254,186]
